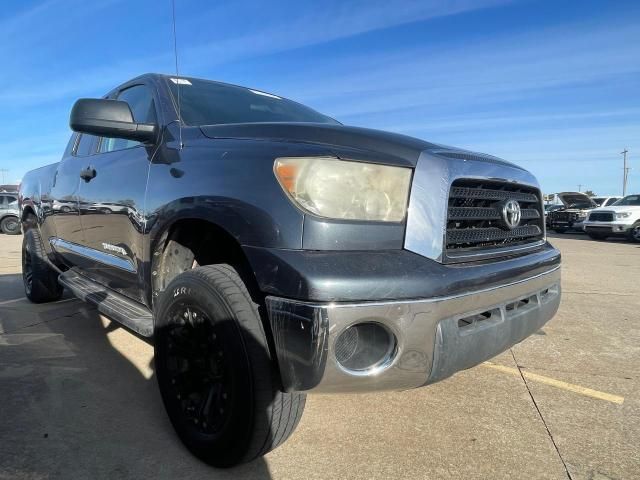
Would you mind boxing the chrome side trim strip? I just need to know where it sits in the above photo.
[50,237,136,273]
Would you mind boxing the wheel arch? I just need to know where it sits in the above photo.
[149,217,257,296]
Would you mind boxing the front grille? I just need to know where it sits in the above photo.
[552,211,581,222]
[589,212,614,222]
[446,179,544,252]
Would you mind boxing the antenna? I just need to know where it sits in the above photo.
[171,0,183,149]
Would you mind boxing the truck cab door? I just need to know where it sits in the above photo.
[48,133,96,267]
[75,83,158,304]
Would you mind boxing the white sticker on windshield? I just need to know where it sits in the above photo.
[249,89,281,99]
[170,78,192,85]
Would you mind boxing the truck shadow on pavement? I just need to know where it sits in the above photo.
[0,273,273,480]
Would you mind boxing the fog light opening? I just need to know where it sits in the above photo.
[334,322,396,373]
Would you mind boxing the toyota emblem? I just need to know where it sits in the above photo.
[501,199,522,229]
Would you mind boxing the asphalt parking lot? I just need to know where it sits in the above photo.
[0,232,638,480]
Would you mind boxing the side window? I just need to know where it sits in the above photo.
[74,134,96,156]
[0,196,5,206]
[100,84,157,153]
[6,195,17,204]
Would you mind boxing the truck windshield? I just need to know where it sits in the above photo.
[167,77,339,126]
[612,195,640,206]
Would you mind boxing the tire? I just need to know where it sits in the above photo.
[628,222,640,243]
[1,216,21,235]
[22,228,63,303]
[587,232,608,241]
[154,264,306,467]
[553,228,566,234]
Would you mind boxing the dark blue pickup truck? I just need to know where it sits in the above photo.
[19,74,561,467]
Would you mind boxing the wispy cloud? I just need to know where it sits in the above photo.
[0,54,171,107]
[378,109,640,136]
[0,0,122,58]
[0,0,513,108]
[179,0,515,69]
[272,20,640,117]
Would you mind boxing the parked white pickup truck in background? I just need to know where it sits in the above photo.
[582,194,640,241]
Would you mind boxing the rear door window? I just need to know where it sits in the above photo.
[99,84,156,153]
[75,134,96,156]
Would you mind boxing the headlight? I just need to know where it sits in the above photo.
[274,157,412,222]
[616,211,632,219]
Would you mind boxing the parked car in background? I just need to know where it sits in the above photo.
[544,204,564,227]
[592,196,621,207]
[0,184,20,193]
[52,199,78,214]
[582,194,640,241]
[547,192,598,233]
[0,193,21,234]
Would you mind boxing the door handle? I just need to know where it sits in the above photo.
[80,167,97,182]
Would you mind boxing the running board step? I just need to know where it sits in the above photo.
[58,269,154,337]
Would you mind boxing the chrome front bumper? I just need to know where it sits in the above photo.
[582,220,634,233]
[266,266,561,393]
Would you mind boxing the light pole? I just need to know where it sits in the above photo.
[621,148,629,196]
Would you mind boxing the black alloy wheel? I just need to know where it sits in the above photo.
[159,302,233,436]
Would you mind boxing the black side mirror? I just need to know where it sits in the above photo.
[70,98,157,143]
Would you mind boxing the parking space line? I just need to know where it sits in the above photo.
[0,297,75,306]
[0,297,26,306]
[482,362,625,405]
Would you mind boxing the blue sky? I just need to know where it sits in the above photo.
[1,0,638,195]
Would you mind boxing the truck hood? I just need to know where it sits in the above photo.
[199,122,521,169]
[592,205,640,213]
[555,192,597,208]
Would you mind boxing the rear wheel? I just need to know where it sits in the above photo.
[553,228,566,234]
[22,228,63,303]
[1,216,21,235]
[628,222,640,243]
[154,264,305,467]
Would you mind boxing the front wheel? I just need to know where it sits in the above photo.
[628,222,640,243]
[1,216,21,235]
[553,228,567,234]
[154,264,305,467]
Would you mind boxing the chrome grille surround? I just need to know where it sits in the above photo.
[404,150,546,263]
